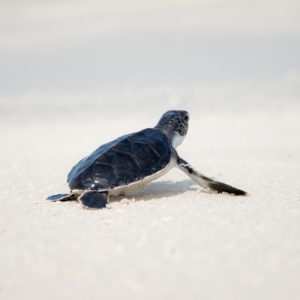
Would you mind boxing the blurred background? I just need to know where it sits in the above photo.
[1,2,300,300]
[0,0,300,121]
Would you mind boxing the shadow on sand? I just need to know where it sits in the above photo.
[110,179,198,203]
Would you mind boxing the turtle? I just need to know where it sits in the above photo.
[47,110,247,209]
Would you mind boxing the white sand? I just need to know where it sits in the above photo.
[0,110,299,300]
[1,0,300,298]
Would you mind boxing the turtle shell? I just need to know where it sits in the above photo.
[67,128,172,191]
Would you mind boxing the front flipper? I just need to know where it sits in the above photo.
[46,193,76,201]
[177,157,247,196]
[78,191,108,209]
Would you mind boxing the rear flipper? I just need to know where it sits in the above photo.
[78,191,108,209]
[46,193,76,201]
[177,157,247,196]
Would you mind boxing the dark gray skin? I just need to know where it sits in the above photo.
[47,110,247,209]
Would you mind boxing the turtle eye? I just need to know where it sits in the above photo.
[184,115,189,122]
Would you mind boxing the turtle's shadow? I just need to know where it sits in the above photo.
[110,179,198,202]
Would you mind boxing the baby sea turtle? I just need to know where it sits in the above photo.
[47,110,247,209]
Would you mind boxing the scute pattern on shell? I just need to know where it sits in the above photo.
[67,128,172,190]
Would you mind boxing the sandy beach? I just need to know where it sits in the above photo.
[1,1,300,298]
[1,109,299,300]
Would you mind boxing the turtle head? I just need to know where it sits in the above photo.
[155,110,189,148]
